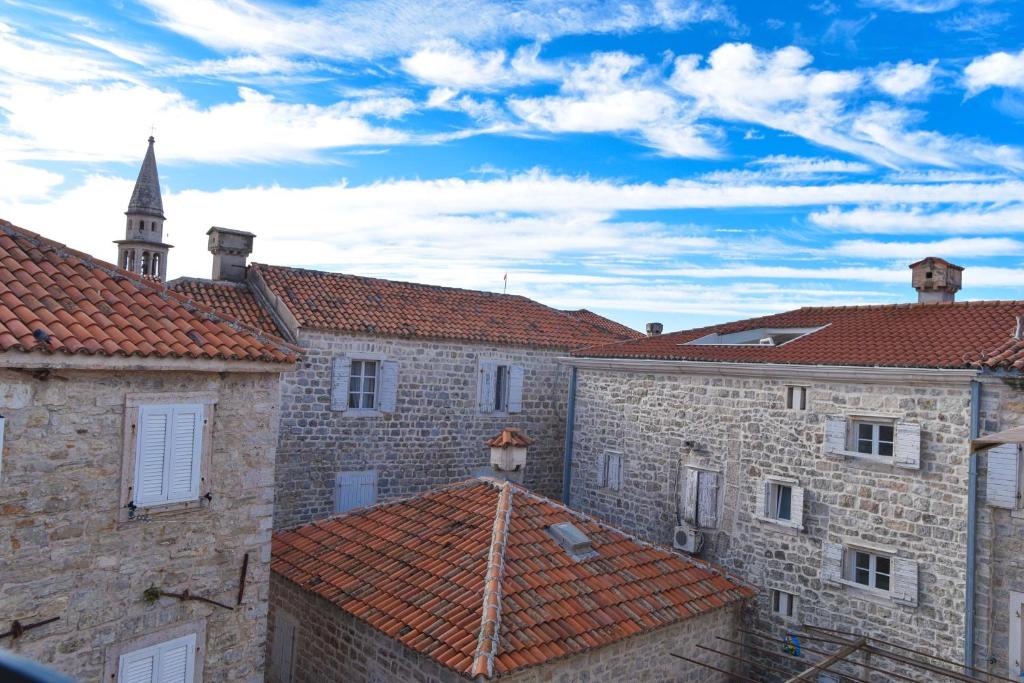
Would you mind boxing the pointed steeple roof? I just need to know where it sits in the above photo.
[126,136,165,219]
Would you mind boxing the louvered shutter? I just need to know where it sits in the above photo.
[135,406,171,506]
[478,361,497,413]
[820,542,843,586]
[823,416,847,456]
[330,357,351,411]
[335,470,378,514]
[167,406,203,503]
[607,452,622,491]
[158,635,193,683]
[755,480,768,519]
[894,422,921,469]
[120,648,157,683]
[118,633,195,683]
[791,485,805,530]
[595,452,608,487]
[697,471,718,528]
[892,557,919,607]
[681,468,699,525]
[507,365,525,413]
[378,361,398,413]
[271,616,297,683]
[986,442,1021,509]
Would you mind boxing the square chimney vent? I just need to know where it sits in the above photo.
[547,522,599,561]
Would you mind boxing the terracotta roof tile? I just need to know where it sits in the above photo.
[252,264,637,349]
[0,219,297,365]
[271,480,753,679]
[574,301,1024,370]
[168,277,285,337]
[561,308,644,341]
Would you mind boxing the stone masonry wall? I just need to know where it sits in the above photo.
[268,572,744,683]
[570,367,975,677]
[0,368,281,683]
[273,331,570,529]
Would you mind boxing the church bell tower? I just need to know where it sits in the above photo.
[115,136,172,280]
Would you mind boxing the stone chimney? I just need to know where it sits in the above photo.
[207,227,255,282]
[909,257,963,304]
[646,322,663,336]
[487,428,532,483]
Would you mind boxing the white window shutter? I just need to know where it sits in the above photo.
[791,485,806,530]
[595,453,607,487]
[697,471,718,528]
[331,357,351,411]
[894,422,922,470]
[681,468,699,525]
[167,406,203,503]
[136,406,171,506]
[755,480,768,519]
[478,360,497,413]
[820,542,843,586]
[607,453,622,491]
[335,470,378,514]
[158,637,193,683]
[823,416,847,456]
[986,442,1021,509]
[271,616,297,683]
[892,557,919,607]
[120,649,157,683]
[378,361,398,413]
[507,365,525,413]
[119,633,195,683]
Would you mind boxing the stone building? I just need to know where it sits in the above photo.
[0,218,297,682]
[267,478,753,683]
[170,230,640,529]
[562,258,1024,680]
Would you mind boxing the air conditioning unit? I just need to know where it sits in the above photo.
[673,525,704,554]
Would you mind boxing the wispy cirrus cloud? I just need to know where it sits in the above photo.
[810,204,1024,232]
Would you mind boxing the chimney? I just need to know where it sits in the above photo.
[207,227,255,282]
[646,322,663,336]
[909,257,963,304]
[1015,316,1024,341]
[487,428,532,484]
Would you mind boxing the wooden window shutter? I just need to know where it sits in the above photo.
[823,416,847,456]
[680,468,699,525]
[119,648,157,683]
[607,452,622,491]
[820,542,844,586]
[697,471,718,528]
[894,422,922,469]
[892,557,919,607]
[271,615,297,683]
[335,470,378,514]
[330,357,351,411]
[158,635,194,683]
[118,633,196,683]
[791,485,806,530]
[507,365,525,413]
[378,361,399,413]
[478,361,497,413]
[986,442,1021,509]
[595,453,607,487]
[135,405,172,506]
[167,406,203,503]
[755,480,768,519]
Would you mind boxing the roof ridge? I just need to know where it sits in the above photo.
[470,481,513,680]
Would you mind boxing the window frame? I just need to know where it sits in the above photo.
[493,364,511,412]
[102,620,206,683]
[769,588,799,620]
[844,548,893,593]
[850,419,895,458]
[767,482,793,522]
[785,385,808,411]
[348,359,380,410]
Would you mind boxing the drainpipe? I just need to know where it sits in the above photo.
[965,379,981,672]
[562,366,578,505]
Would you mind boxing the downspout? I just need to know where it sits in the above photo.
[965,378,981,672]
[562,366,578,505]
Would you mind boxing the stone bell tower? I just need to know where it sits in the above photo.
[115,136,172,280]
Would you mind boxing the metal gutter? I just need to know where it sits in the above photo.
[965,379,981,672]
[562,366,577,505]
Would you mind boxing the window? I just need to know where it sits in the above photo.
[335,470,378,514]
[478,361,524,414]
[986,443,1022,509]
[770,589,797,618]
[1010,591,1023,679]
[494,364,510,412]
[681,468,719,529]
[768,482,793,522]
[133,404,204,507]
[847,550,891,591]
[348,360,379,409]
[853,420,894,457]
[117,632,197,683]
[270,612,298,683]
[598,452,623,491]
[786,386,807,410]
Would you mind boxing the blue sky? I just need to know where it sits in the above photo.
[1,0,1023,331]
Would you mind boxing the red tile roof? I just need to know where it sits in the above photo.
[561,309,644,341]
[272,479,752,678]
[168,277,284,337]
[0,220,297,365]
[573,301,1024,370]
[251,263,638,349]
[487,428,534,448]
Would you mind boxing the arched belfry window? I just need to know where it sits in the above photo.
[141,251,151,276]
[152,253,161,276]
[151,221,156,231]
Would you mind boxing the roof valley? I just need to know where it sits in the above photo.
[470,481,513,680]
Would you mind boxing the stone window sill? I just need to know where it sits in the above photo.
[755,515,803,535]
[341,408,384,418]
[119,497,210,525]
[834,578,913,607]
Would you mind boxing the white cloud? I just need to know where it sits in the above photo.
[401,41,560,90]
[810,204,1024,232]
[861,0,983,12]
[0,161,64,201]
[832,236,1024,258]
[873,60,936,98]
[0,23,134,84]
[965,49,1024,94]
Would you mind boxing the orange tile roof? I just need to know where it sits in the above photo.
[271,480,753,678]
[168,277,284,337]
[0,219,297,365]
[561,308,644,341]
[251,263,638,349]
[573,301,1024,370]
[487,428,534,448]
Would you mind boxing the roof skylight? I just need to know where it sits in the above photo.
[683,326,825,347]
